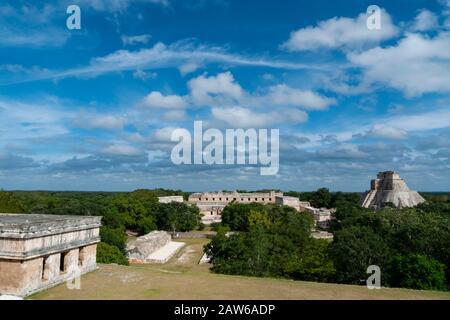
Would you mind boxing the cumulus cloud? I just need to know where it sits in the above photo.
[282,9,398,51]
[142,91,187,109]
[162,110,187,121]
[73,113,127,130]
[152,127,180,141]
[267,84,336,110]
[178,62,200,75]
[411,9,439,32]
[188,72,243,106]
[365,124,408,140]
[211,106,307,128]
[185,72,336,111]
[102,144,142,156]
[348,32,450,96]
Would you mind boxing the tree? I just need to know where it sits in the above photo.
[149,202,201,233]
[137,215,157,235]
[388,254,447,291]
[310,188,332,208]
[331,226,391,284]
[221,202,266,231]
[0,190,25,213]
[100,226,127,253]
[206,203,335,283]
[97,242,129,265]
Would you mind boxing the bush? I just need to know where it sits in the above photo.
[388,254,447,291]
[96,242,129,265]
[99,226,127,252]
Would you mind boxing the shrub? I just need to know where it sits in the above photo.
[96,242,129,265]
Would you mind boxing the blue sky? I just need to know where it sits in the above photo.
[1,0,450,192]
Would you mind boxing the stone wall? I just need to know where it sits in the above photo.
[0,244,97,297]
[0,214,101,297]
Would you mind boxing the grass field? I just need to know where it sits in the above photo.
[30,238,450,300]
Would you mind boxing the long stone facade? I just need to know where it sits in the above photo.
[0,214,101,297]
[360,171,426,210]
[189,191,322,224]
[158,196,184,204]
[189,191,283,224]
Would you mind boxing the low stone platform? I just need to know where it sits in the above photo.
[146,241,185,264]
[126,231,185,264]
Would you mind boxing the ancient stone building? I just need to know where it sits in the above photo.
[0,214,101,297]
[158,196,184,204]
[360,171,426,210]
[188,191,283,223]
[275,196,311,212]
[188,191,325,224]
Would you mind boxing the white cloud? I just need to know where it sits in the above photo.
[152,127,179,141]
[0,98,70,141]
[0,28,69,48]
[178,62,200,75]
[142,91,187,109]
[348,32,450,96]
[5,41,328,84]
[0,4,69,47]
[411,9,439,32]
[211,106,308,128]
[70,0,169,12]
[121,34,151,46]
[186,72,336,111]
[132,69,157,80]
[73,113,127,130]
[188,72,243,106]
[267,84,336,110]
[282,9,398,51]
[102,144,142,156]
[366,124,408,140]
[384,109,450,132]
[162,110,187,121]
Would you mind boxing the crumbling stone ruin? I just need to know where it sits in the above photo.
[126,231,184,264]
[0,214,101,297]
[126,231,171,263]
[360,171,426,210]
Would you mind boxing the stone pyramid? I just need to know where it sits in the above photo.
[360,171,425,210]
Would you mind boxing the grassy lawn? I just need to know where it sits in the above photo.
[30,238,450,300]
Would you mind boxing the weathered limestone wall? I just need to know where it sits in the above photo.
[0,259,22,295]
[0,243,98,297]
[0,228,99,260]
[0,214,101,297]
[158,196,184,203]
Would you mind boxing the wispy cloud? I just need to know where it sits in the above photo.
[0,3,70,48]
[0,41,333,85]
